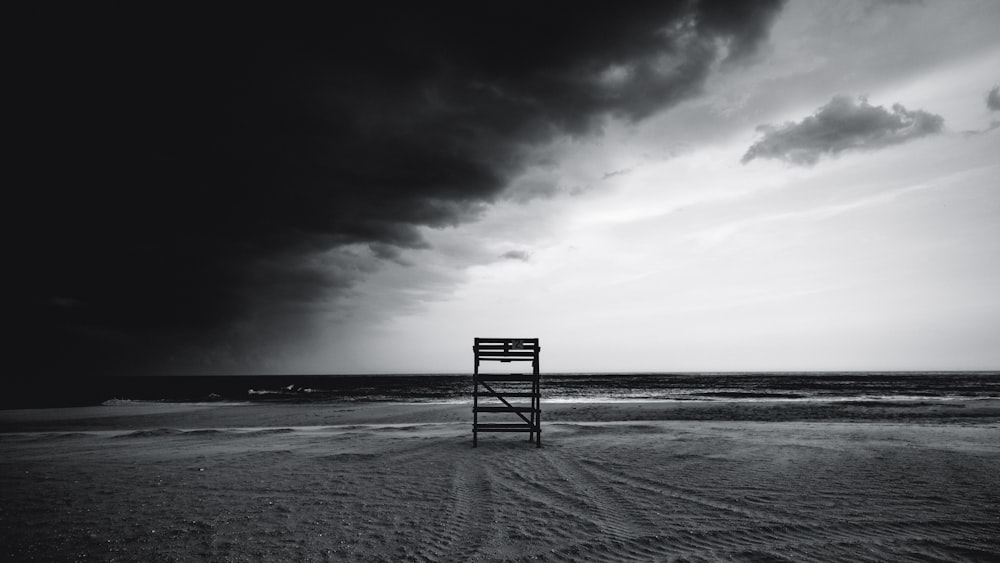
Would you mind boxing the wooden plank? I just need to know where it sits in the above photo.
[475,338,539,344]
[474,392,537,397]
[475,398,537,403]
[475,354,537,360]
[474,424,540,431]
[474,375,538,382]
[474,406,537,413]
[476,354,538,359]
[475,346,539,352]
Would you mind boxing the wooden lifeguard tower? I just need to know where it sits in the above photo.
[472,337,541,447]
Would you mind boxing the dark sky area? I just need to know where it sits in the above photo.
[19,2,786,376]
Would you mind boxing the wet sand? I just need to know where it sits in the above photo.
[3,400,999,561]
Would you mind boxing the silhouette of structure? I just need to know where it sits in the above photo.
[472,337,541,447]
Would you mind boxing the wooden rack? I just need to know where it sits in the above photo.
[472,337,541,447]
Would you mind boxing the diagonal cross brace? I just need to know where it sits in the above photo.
[479,380,533,426]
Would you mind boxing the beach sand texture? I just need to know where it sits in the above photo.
[3,401,999,562]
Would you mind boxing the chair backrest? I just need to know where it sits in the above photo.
[474,338,540,364]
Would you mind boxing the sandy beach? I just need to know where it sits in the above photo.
[3,400,999,562]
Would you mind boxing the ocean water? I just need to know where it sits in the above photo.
[7,372,999,408]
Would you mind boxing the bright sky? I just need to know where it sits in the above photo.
[290,0,1000,373]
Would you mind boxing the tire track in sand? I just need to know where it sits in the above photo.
[578,457,811,527]
[575,457,1000,559]
[532,454,999,561]
[411,456,492,562]
[536,448,668,561]
[540,518,999,562]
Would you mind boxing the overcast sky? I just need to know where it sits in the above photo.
[23,1,1000,375]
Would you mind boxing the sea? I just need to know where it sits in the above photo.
[6,372,999,409]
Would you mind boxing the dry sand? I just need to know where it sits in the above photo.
[2,400,999,562]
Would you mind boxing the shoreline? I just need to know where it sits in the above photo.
[2,398,999,433]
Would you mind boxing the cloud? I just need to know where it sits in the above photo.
[741,95,944,165]
[988,85,1000,111]
[602,168,634,180]
[500,250,532,262]
[24,2,786,374]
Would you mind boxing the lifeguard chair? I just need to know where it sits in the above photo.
[472,337,541,447]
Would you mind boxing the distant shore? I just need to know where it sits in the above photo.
[3,400,999,561]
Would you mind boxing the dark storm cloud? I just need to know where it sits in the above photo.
[987,86,1000,111]
[24,1,785,374]
[742,95,944,166]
